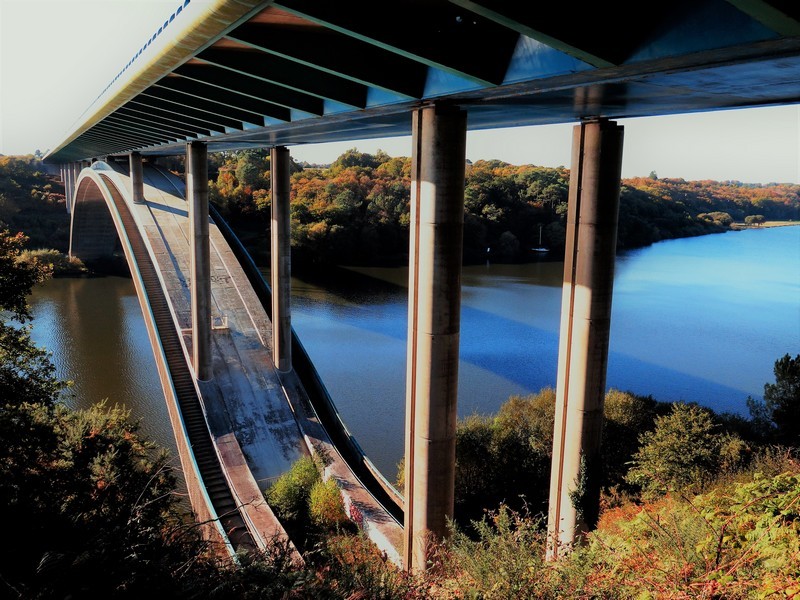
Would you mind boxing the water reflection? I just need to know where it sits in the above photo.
[29,277,176,456]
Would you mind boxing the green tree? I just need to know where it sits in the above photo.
[749,354,800,446]
[744,214,766,226]
[0,227,208,597]
[626,403,747,497]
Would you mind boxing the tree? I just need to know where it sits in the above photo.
[744,214,766,226]
[749,354,800,446]
[0,228,209,597]
[0,229,50,320]
[626,403,748,497]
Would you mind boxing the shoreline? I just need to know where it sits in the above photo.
[731,220,799,230]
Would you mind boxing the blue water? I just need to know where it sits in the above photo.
[292,226,800,476]
[28,227,800,479]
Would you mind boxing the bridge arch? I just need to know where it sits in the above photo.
[65,160,403,562]
[65,161,252,556]
[68,164,123,263]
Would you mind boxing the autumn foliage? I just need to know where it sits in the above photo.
[207,149,799,267]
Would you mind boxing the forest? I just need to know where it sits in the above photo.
[2,151,798,270]
[205,148,800,267]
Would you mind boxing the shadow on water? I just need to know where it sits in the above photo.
[291,263,764,411]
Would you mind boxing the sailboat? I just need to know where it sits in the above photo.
[532,224,549,253]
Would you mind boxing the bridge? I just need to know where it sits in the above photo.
[45,0,800,570]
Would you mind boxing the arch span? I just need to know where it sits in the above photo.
[66,162,256,556]
[69,166,119,263]
[68,161,403,563]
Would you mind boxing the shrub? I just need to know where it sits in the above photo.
[17,248,86,276]
[265,455,320,521]
[309,478,347,529]
[626,403,749,497]
[455,389,555,524]
[591,472,800,598]
[445,505,596,599]
[322,533,427,599]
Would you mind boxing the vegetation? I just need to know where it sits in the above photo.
[625,403,749,497]
[16,248,87,276]
[0,227,204,597]
[205,149,799,267]
[0,155,69,252]
[2,152,798,597]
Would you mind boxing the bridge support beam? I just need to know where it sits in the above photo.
[403,103,467,572]
[130,152,145,204]
[270,145,292,372]
[65,163,77,214]
[187,141,213,381]
[547,119,624,559]
[61,165,69,214]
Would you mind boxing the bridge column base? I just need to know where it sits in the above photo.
[547,119,624,559]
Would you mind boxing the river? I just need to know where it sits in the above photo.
[29,226,800,478]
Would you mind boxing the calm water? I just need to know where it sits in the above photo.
[28,226,800,477]
[292,226,800,475]
[28,277,177,457]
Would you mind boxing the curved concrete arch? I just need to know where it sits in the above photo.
[65,162,244,556]
[67,161,403,562]
[68,165,121,263]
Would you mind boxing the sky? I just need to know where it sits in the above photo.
[1,0,799,184]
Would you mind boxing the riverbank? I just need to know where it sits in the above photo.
[731,220,799,230]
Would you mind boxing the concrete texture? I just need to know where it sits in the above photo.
[547,120,624,558]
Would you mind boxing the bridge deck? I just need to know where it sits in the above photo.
[104,161,403,559]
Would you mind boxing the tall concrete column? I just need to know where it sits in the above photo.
[547,119,624,559]
[187,141,213,381]
[130,152,145,204]
[270,145,292,372]
[61,165,71,214]
[67,162,78,214]
[403,103,467,572]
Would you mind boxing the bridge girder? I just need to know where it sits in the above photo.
[44,0,800,163]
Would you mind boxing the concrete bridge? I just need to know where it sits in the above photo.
[68,158,403,560]
[46,0,800,570]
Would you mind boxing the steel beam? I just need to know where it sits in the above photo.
[196,48,368,108]
[171,65,324,115]
[547,119,624,559]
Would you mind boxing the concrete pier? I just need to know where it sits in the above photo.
[403,103,467,572]
[547,119,624,559]
[270,145,292,372]
[187,141,213,381]
[65,163,77,214]
[130,152,145,204]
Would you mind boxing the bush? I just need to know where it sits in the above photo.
[445,505,596,599]
[322,533,427,599]
[626,403,750,497]
[309,478,347,529]
[455,389,556,524]
[591,472,800,598]
[265,455,320,522]
[17,248,86,276]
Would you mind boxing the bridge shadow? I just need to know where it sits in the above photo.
[293,265,752,415]
[147,200,188,218]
